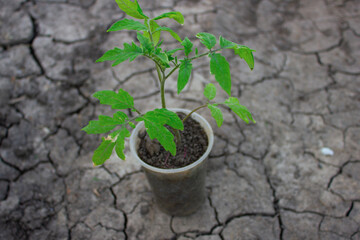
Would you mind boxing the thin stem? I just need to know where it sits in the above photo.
[129,113,143,122]
[182,104,207,122]
[173,129,181,145]
[156,65,163,83]
[147,24,166,108]
[133,108,142,115]
[165,64,180,80]
[144,55,162,72]
[160,70,166,109]
[190,48,223,61]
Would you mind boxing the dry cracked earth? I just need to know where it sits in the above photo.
[0,0,359,239]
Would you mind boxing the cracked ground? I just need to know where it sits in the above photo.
[0,0,359,239]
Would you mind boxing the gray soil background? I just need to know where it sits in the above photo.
[0,0,359,239]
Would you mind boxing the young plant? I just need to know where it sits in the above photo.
[82,0,256,166]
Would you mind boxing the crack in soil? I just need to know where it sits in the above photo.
[28,15,45,76]
[263,164,284,240]
[327,160,351,189]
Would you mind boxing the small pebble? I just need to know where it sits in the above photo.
[321,147,334,156]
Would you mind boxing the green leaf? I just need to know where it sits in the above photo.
[107,18,147,32]
[128,122,136,128]
[137,32,153,53]
[136,109,183,156]
[82,111,128,134]
[82,116,117,134]
[134,0,148,19]
[155,27,182,42]
[114,127,131,160]
[115,0,148,19]
[96,42,143,66]
[113,111,129,121]
[203,83,216,100]
[96,48,122,62]
[209,53,231,96]
[219,36,255,70]
[196,32,217,50]
[92,138,116,166]
[114,42,143,65]
[153,51,170,68]
[177,59,192,94]
[223,97,256,124]
[146,108,184,130]
[93,89,134,110]
[181,37,193,57]
[143,20,161,45]
[153,11,184,24]
[207,104,223,127]
[234,45,255,71]
[219,36,237,49]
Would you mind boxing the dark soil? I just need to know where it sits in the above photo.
[137,113,208,169]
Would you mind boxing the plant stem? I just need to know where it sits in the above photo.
[190,48,223,61]
[182,104,207,122]
[173,128,181,145]
[164,64,180,80]
[155,65,162,83]
[163,48,224,81]
[160,71,166,109]
[133,108,142,115]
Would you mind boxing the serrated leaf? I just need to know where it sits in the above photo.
[137,32,153,53]
[114,127,131,160]
[136,109,183,156]
[210,53,231,96]
[113,111,129,121]
[219,36,237,49]
[153,11,184,24]
[82,116,117,134]
[207,104,223,127]
[134,0,148,19]
[196,32,217,50]
[93,89,134,110]
[219,36,255,70]
[177,59,192,94]
[157,40,164,47]
[115,0,148,19]
[137,109,184,132]
[155,27,182,42]
[92,138,116,166]
[96,42,143,66]
[203,83,216,100]
[145,122,176,155]
[223,97,256,124]
[107,18,147,32]
[167,48,183,55]
[234,45,255,70]
[181,37,193,57]
[153,51,170,68]
[128,122,136,128]
[145,109,184,130]
[96,48,123,62]
[143,20,161,45]
[82,111,128,134]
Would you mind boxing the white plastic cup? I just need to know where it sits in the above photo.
[130,108,214,215]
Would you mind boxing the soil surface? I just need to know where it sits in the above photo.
[137,113,208,169]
